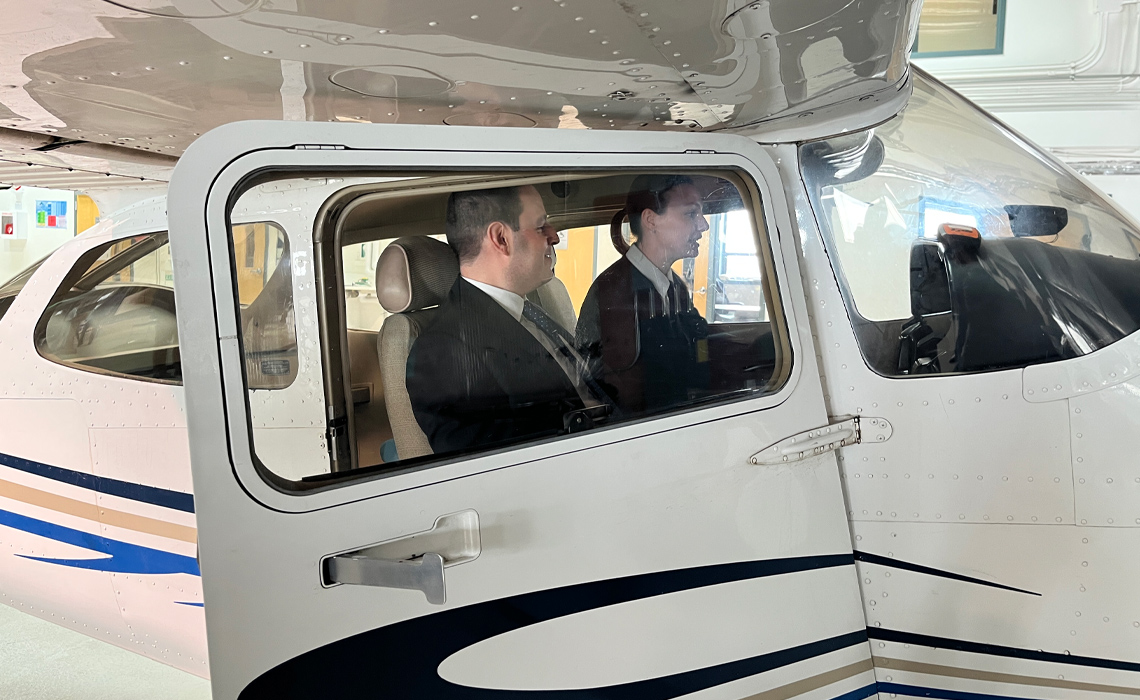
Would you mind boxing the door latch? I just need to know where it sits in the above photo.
[750,416,892,465]
[323,510,481,605]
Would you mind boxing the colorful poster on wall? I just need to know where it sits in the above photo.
[35,200,68,229]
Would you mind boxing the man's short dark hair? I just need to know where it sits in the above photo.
[626,174,696,240]
[445,186,524,263]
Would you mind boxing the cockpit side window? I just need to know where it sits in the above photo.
[802,76,1140,377]
[233,171,791,482]
[36,233,181,383]
[35,223,295,386]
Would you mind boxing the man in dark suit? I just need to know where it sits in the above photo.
[576,175,711,416]
[406,185,601,455]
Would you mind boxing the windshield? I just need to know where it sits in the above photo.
[802,73,1140,376]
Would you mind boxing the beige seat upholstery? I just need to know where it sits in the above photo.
[376,237,460,461]
[526,276,577,332]
[376,236,581,461]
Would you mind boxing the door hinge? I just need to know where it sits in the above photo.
[750,416,892,465]
[326,415,351,469]
[684,149,715,154]
[294,144,347,150]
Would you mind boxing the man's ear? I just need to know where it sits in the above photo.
[485,221,512,256]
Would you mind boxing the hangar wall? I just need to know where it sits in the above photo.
[914,0,1140,221]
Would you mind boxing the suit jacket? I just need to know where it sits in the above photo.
[576,256,709,415]
[406,278,585,455]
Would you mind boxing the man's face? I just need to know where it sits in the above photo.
[650,184,709,263]
[507,185,559,294]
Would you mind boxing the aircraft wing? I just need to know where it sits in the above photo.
[0,0,920,185]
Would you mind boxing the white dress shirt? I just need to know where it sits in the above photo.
[626,244,673,302]
[464,277,525,321]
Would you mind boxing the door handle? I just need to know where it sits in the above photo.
[327,552,447,604]
[322,510,480,605]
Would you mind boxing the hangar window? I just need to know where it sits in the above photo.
[234,171,790,480]
[36,224,295,386]
[802,76,1140,377]
[911,0,1006,57]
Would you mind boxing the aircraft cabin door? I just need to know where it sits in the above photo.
[169,123,876,700]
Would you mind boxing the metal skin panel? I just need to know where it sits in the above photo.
[168,122,872,699]
[1023,329,1140,403]
[857,522,1140,698]
[1069,377,1140,528]
[0,205,206,675]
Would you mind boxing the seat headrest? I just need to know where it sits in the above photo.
[376,236,459,314]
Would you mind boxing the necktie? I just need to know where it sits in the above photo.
[521,300,609,407]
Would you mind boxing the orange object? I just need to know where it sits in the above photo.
[938,223,980,239]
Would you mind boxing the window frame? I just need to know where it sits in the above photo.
[221,160,798,500]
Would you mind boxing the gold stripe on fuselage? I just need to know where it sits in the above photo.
[743,658,875,700]
[876,656,1140,696]
[0,477,196,544]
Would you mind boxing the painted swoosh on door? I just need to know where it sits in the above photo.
[240,554,868,699]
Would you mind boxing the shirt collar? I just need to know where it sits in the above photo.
[626,244,672,302]
[463,277,525,321]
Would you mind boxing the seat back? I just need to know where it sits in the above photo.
[375,235,581,461]
[526,276,577,331]
[376,237,460,460]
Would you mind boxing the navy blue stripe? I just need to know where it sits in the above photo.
[878,681,1042,700]
[0,451,194,513]
[869,628,1140,673]
[830,684,879,700]
[241,554,860,699]
[854,551,1040,596]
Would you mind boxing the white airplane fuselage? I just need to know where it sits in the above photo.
[3,67,1140,700]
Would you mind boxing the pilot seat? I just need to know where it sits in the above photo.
[374,235,577,462]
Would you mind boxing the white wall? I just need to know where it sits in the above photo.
[914,0,1140,222]
[916,0,1101,74]
[0,186,76,285]
[1086,174,1140,224]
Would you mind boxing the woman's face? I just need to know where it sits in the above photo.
[645,184,709,263]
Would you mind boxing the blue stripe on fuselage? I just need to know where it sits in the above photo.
[0,507,199,575]
[0,451,194,513]
[829,684,878,700]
